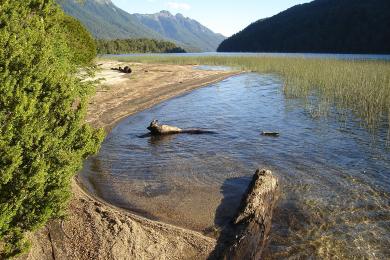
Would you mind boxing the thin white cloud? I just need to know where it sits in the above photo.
[166,2,191,11]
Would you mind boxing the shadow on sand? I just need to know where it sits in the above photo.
[207,176,251,259]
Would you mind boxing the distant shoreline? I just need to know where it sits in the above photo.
[102,52,390,61]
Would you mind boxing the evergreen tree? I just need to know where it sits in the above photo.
[61,14,97,65]
[0,0,104,257]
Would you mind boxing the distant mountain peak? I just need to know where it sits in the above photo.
[94,0,113,5]
[134,10,225,51]
[156,11,187,20]
[175,13,185,19]
[157,10,173,17]
[58,0,225,52]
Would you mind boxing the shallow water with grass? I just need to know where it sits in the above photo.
[81,72,390,259]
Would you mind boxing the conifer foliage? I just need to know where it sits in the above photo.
[61,14,97,65]
[96,38,186,54]
[0,0,104,257]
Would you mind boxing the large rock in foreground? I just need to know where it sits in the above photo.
[217,169,279,260]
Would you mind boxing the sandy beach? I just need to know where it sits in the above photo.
[87,61,238,131]
[20,60,240,260]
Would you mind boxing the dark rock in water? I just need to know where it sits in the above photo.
[210,169,279,260]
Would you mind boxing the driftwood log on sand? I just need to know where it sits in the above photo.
[147,120,215,135]
[216,169,279,260]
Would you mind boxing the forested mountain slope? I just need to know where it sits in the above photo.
[218,0,390,54]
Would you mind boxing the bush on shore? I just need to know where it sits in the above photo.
[0,0,104,257]
[60,15,97,65]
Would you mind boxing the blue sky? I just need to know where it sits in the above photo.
[112,0,312,36]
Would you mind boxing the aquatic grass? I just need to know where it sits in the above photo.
[108,55,390,141]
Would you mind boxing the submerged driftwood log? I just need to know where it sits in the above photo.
[111,66,132,74]
[147,120,215,135]
[215,169,279,260]
[147,120,182,135]
[261,131,280,137]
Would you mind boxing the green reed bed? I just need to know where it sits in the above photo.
[111,55,390,141]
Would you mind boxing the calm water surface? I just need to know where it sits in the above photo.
[81,72,390,259]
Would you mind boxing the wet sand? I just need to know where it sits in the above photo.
[21,60,240,260]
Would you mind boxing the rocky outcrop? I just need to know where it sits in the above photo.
[211,169,279,260]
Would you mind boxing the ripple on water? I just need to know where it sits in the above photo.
[80,72,390,259]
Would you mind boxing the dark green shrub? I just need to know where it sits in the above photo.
[61,14,97,65]
[0,0,104,257]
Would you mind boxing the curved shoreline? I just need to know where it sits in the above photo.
[87,61,242,132]
[21,61,241,260]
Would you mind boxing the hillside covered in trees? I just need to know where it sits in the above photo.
[96,39,186,54]
[218,0,390,54]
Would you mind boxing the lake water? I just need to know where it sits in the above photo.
[80,72,390,259]
[105,52,390,61]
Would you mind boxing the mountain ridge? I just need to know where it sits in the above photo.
[57,0,225,52]
[218,0,390,54]
[134,10,225,52]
